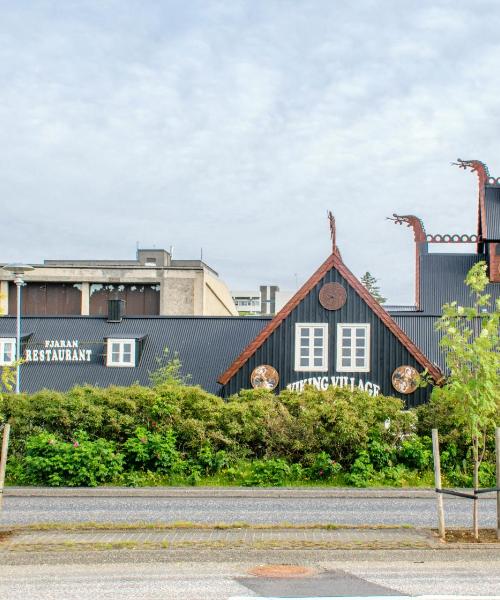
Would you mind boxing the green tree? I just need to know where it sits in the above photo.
[149,348,191,387]
[432,261,500,538]
[360,272,386,304]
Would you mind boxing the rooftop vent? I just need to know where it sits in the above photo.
[107,298,125,322]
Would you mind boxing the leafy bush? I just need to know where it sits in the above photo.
[306,452,342,480]
[0,381,446,488]
[123,427,184,474]
[367,439,394,470]
[24,432,123,487]
[397,435,432,471]
[346,451,375,487]
[242,459,297,486]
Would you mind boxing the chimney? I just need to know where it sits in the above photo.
[107,298,125,322]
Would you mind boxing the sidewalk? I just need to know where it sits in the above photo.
[1,525,440,552]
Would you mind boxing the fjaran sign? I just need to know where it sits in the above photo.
[24,340,92,362]
[286,375,380,396]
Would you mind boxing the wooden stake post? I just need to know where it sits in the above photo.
[432,428,446,539]
[0,423,11,511]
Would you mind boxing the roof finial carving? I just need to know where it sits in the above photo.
[452,159,490,185]
[327,210,343,258]
[387,214,427,243]
[327,210,336,250]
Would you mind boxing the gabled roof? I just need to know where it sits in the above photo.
[218,252,443,385]
[0,316,270,394]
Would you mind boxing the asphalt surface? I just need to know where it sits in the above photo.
[1,494,497,527]
[1,557,500,599]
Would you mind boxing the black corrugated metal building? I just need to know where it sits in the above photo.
[1,159,498,406]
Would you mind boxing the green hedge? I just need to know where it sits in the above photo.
[1,383,497,487]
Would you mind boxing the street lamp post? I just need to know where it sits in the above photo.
[2,264,34,394]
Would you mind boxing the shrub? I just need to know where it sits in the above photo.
[346,451,375,487]
[306,452,342,480]
[367,439,394,470]
[24,431,123,487]
[196,443,231,475]
[123,427,185,474]
[242,459,294,486]
[397,435,432,471]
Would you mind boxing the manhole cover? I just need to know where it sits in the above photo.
[248,564,316,578]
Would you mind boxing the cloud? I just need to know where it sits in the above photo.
[1,0,500,303]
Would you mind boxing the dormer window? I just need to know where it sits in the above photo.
[106,338,136,367]
[0,338,16,365]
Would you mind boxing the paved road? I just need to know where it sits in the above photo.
[1,557,500,599]
[1,494,497,527]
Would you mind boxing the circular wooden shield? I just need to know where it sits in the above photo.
[392,365,419,394]
[250,365,279,390]
[319,282,347,310]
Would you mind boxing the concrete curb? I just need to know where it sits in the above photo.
[3,486,439,499]
[4,486,497,499]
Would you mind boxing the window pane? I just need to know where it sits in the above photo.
[301,348,309,357]
[300,358,308,366]
[356,358,364,367]
[356,328,365,337]
[314,337,323,347]
[356,338,364,347]
[313,358,322,366]
[123,351,131,363]
[314,347,323,357]
[314,328,323,337]
[301,337,310,347]
[356,348,365,357]
[343,328,351,337]
[342,358,350,367]
[300,328,310,337]
[342,348,350,357]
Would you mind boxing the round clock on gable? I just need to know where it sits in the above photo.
[250,365,279,390]
[319,282,347,310]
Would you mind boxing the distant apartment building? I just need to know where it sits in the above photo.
[0,248,238,317]
[232,285,294,315]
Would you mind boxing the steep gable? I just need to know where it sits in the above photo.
[219,252,442,407]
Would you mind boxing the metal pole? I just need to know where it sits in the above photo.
[0,424,11,511]
[15,277,21,394]
[496,427,500,540]
[432,428,446,539]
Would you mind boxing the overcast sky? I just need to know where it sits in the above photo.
[1,0,500,304]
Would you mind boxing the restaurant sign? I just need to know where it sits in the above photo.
[24,340,93,362]
[286,375,381,396]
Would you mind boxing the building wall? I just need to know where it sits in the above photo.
[222,266,432,408]
[0,264,237,317]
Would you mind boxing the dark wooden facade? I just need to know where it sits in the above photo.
[89,284,160,316]
[8,283,160,316]
[8,283,81,316]
[219,252,441,408]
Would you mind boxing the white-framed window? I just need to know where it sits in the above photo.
[0,338,16,366]
[106,339,136,367]
[294,323,328,372]
[336,324,370,372]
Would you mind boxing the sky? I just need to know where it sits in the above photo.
[1,0,500,304]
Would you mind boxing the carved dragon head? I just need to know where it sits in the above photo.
[452,159,490,185]
[387,214,427,243]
